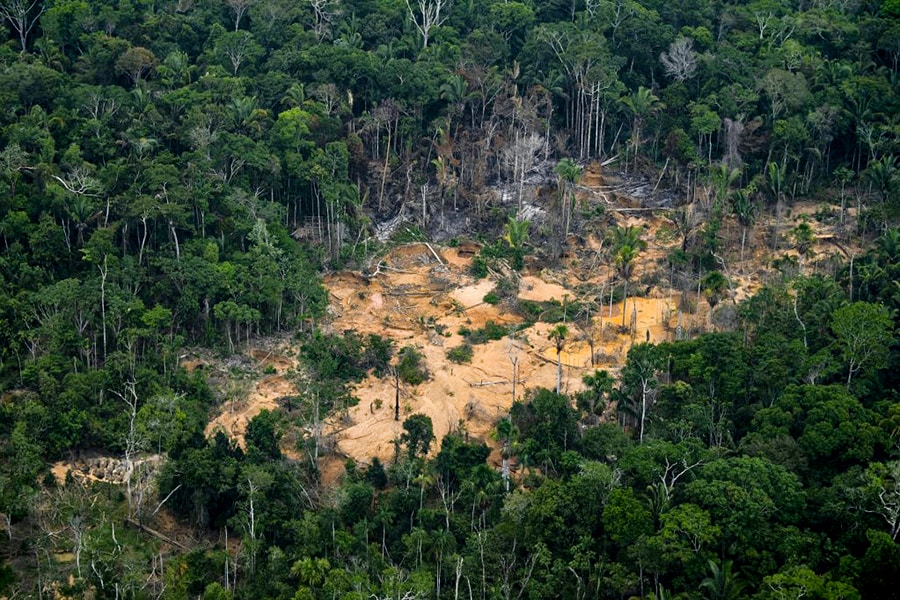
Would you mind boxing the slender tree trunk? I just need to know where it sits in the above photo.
[395,370,400,421]
[556,348,563,394]
[640,381,648,444]
[99,256,108,360]
[740,226,747,272]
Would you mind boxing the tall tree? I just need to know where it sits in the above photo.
[404,0,450,48]
[225,0,254,31]
[621,86,663,165]
[609,225,646,328]
[548,324,569,394]
[555,158,582,238]
[619,342,660,443]
[730,187,758,270]
[830,302,893,388]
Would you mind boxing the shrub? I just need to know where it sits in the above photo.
[470,255,488,278]
[397,346,428,385]
[461,320,510,344]
[447,344,474,364]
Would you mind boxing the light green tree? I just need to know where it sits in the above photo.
[730,186,758,269]
[555,158,582,238]
[830,301,892,388]
[504,217,531,271]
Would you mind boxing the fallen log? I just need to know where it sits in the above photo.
[125,518,188,551]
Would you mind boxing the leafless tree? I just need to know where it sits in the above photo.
[865,461,900,541]
[404,0,450,48]
[0,0,45,51]
[501,130,543,215]
[225,0,253,30]
[723,117,745,168]
[660,37,698,82]
[112,380,147,519]
[308,0,340,41]
[219,31,257,75]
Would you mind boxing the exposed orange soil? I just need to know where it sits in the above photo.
[204,341,300,448]
[45,172,851,493]
[321,241,688,468]
[190,175,849,478]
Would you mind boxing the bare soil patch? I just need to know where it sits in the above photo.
[195,187,847,477]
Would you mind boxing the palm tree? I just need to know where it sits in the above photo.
[730,186,758,270]
[609,226,647,327]
[700,559,745,600]
[707,163,741,209]
[281,82,307,108]
[874,227,900,263]
[439,73,469,136]
[765,161,787,205]
[765,161,788,250]
[789,221,815,257]
[701,270,729,319]
[865,155,898,229]
[621,86,663,165]
[492,417,520,491]
[504,217,531,270]
[555,158,583,237]
[548,324,569,394]
[577,369,614,425]
[66,196,96,247]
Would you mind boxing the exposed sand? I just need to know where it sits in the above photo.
[204,343,299,447]
[188,182,847,477]
[319,241,691,468]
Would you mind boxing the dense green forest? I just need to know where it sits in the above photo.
[1,0,899,597]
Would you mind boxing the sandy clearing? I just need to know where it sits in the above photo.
[517,276,571,302]
[194,190,843,476]
[450,279,496,308]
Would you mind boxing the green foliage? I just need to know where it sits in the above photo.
[830,302,893,387]
[400,414,434,459]
[397,346,428,385]
[436,432,490,488]
[511,388,579,471]
[1,0,899,595]
[300,331,394,382]
[446,343,474,364]
[246,409,283,462]
[482,290,500,305]
[458,319,514,344]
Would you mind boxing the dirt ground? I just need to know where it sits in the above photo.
[196,176,854,477]
[41,171,860,504]
[320,242,688,468]
[204,343,300,447]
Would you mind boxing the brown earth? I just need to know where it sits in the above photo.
[46,174,855,489]
[192,184,855,479]
[204,340,300,447]
[321,242,684,469]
